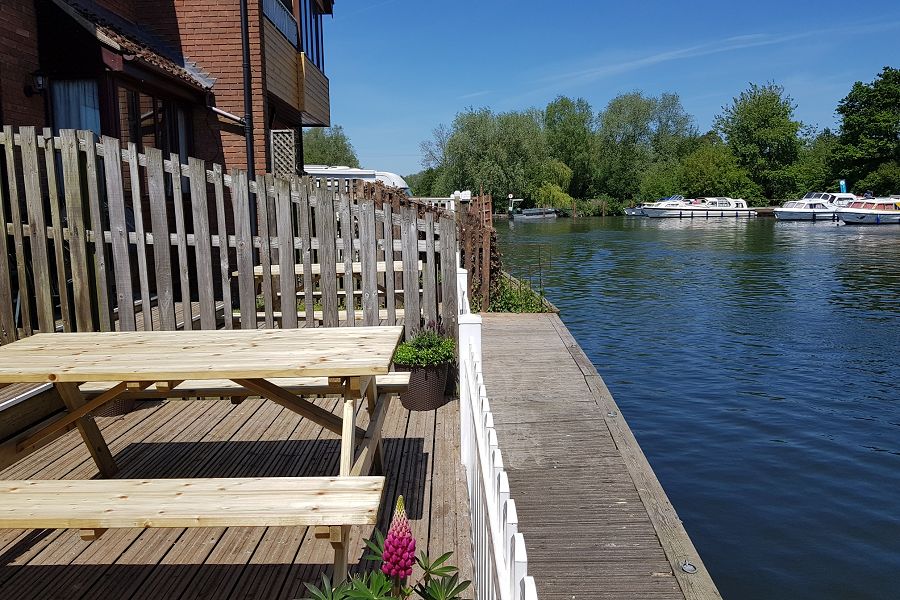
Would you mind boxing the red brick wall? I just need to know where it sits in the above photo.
[0,0,46,126]
[135,0,269,174]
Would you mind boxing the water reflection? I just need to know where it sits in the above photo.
[496,217,900,600]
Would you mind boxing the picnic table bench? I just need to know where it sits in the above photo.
[0,327,405,580]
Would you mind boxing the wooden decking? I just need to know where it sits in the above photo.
[0,396,471,599]
[480,313,721,600]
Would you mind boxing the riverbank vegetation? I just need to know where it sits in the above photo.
[406,66,900,211]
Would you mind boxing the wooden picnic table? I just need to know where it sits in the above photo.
[0,327,404,578]
[0,327,403,472]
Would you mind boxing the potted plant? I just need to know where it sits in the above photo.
[393,322,455,411]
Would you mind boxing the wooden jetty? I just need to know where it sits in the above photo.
[480,313,721,600]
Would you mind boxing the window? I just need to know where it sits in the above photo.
[119,86,190,162]
[51,79,101,135]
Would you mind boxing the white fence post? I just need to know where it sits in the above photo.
[457,266,470,314]
[455,266,537,600]
[522,576,538,600]
[458,312,481,469]
[510,533,528,599]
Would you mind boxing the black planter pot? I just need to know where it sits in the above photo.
[396,364,451,411]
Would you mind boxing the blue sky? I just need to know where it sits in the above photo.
[323,1,900,176]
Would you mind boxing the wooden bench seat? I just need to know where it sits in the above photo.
[0,476,384,529]
[0,476,385,578]
[78,372,411,399]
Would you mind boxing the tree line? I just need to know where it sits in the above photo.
[402,66,900,213]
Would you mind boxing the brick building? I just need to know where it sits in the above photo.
[0,0,333,174]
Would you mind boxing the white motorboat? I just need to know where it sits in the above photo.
[830,192,858,207]
[836,197,900,224]
[631,195,685,216]
[642,197,756,218]
[774,192,839,221]
[513,207,557,221]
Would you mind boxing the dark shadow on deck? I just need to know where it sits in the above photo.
[96,439,429,520]
[0,560,341,600]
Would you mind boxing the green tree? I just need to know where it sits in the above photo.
[594,93,655,200]
[405,168,442,197]
[638,160,683,201]
[714,83,802,199]
[832,66,900,195]
[439,108,555,203]
[854,161,900,195]
[544,96,596,199]
[791,129,839,193]
[679,141,762,202]
[302,125,360,168]
[649,93,697,162]
[594,92,695,201]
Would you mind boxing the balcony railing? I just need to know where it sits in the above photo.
[263,0,299,48]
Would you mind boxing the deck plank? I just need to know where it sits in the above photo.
[480,313,721,600]
[0,394,470,599]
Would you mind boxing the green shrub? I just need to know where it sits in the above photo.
[488,275,550,313]
[393,326,455,368]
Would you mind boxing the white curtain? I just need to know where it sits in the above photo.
[51,79,101,135]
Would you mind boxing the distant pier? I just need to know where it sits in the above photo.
[480,313,722,600]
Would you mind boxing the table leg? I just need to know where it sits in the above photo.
[54,382,118,478]
[361,376,384,475]
[333,376,359,583]
[339,377,358,477]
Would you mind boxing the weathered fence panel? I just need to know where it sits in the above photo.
[0,126,458,343]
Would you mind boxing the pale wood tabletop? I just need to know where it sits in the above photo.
[0,327,404,383]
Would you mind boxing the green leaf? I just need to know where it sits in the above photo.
[303,574,350,600]
[362,529,386,563]
[414,572,471,600]
[345,570,393,600]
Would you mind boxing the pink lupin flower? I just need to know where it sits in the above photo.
[381,495,416,579]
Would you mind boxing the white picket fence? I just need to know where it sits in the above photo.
[456,267,538,600]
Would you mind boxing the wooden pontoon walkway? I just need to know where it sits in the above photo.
[0,396,471,599]
[480,313,721,600]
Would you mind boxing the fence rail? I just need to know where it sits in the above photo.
[0,126,458,342]
[457,268,538,600]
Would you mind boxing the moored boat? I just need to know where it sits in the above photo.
[774,192,840,221]
[513,207,557,221]
[836,197,900,224]
[643,197,756,218]
[626,195,684,216]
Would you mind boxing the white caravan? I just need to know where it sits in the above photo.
[303,165,412,196]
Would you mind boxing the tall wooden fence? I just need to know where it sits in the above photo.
[459,193,498,311]
[0,126,458,343]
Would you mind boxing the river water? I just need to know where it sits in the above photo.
[495,216,900,600]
